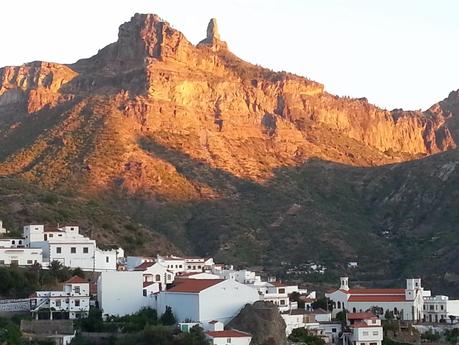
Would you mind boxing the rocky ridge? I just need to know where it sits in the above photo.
[1,14,459,291]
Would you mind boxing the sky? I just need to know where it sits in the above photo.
[1,0,458,110]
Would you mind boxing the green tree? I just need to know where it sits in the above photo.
[72,267,85,279]
[311,297,331,311]
[288,328,326,345]
[159,306,176,326]
[336,310,346,323]
[78,308,104,332]
[0,317,22,345]
[177,325,208,345]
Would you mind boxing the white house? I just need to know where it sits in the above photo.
[23,224,123,271]
[156,255,215,274]
[156,279,260,324]
[97,271,151,316]
[0,236,43,267]
[423,295,459,323]
[0,220,6,234]
[205,329,252,345]
[346,312,383,345]
[326,277,424,321]
[133,262,175,291]
[30,276,90,319]
[157,255,186,274]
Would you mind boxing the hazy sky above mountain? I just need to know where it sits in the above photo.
[2,0,458,110]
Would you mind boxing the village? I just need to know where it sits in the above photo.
[1,221,459,345]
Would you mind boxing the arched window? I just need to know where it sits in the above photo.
[337,301,341,309]
[352,307,356,313]
[155,274,161,282]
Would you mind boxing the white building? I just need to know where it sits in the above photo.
[156,279,260,324]
[346,312,383,345]
[156,255,215,274]
[133,262,175,292]
[326,277,424,321]
[0,247,43,266]
[423,295,459,323]
[0,220,6,234]
[30,276,90,319]
[97,271,151,317]
[23,224,123,271]
[157,255,186,274]
[205,329,252,345]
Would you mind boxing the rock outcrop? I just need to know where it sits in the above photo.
[228,301,288,345]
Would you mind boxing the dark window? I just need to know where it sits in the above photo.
[143,289,147,296]
[74,300,80,307]
[279,288,286,294]
[280,300,286,305]
[27,260,32,264]
[106,256,109,263]
[56,247,62,254]
[155,274,161,282]
[332,328,337,333]
[83,247,89,254]
[71,247,76,254]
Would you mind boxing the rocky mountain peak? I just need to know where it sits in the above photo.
[207,18,220,41]
[198,18,227,51]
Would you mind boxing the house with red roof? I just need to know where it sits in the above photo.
[156,278,259,324]
[345,312,383,345]
[325,277,424,321]
[30,275,90,320]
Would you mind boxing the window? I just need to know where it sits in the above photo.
[18,240,22,245]
[280,300,286,305]
[55,299,61,307]
[83,247,89,254]
[0,260,4,265]
[155,274,161,282]
[49,234,53,238]
[227,338,232,343]
[179,265,183,268]
[75,286,81,294]
[71,247,76,254]
[58,234,62,237]
[337,301,341,309]
[279,288,285,294]
[106,256,109,263]
[143,289,147,296]
[441,305,444,310]
[363,331,369,336]
[56,247,62,254]
[74,300,80,307]
[373,331,379,336]
[332,328,337,333]
[188,265,191,269]
[27,260,33,264]
[44,234,47,241]
[11,240,15,244]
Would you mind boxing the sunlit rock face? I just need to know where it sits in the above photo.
[0,12,457,192]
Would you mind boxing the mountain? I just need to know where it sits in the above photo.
[1,13,459,293]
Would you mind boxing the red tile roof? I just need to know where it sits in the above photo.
[167,279,223,293]
[206,330,252,338]
[347,312,377,320]
[66,276,88,284]
[348,295,406,302]
[349,288,405,295]
[134,261,155,271]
